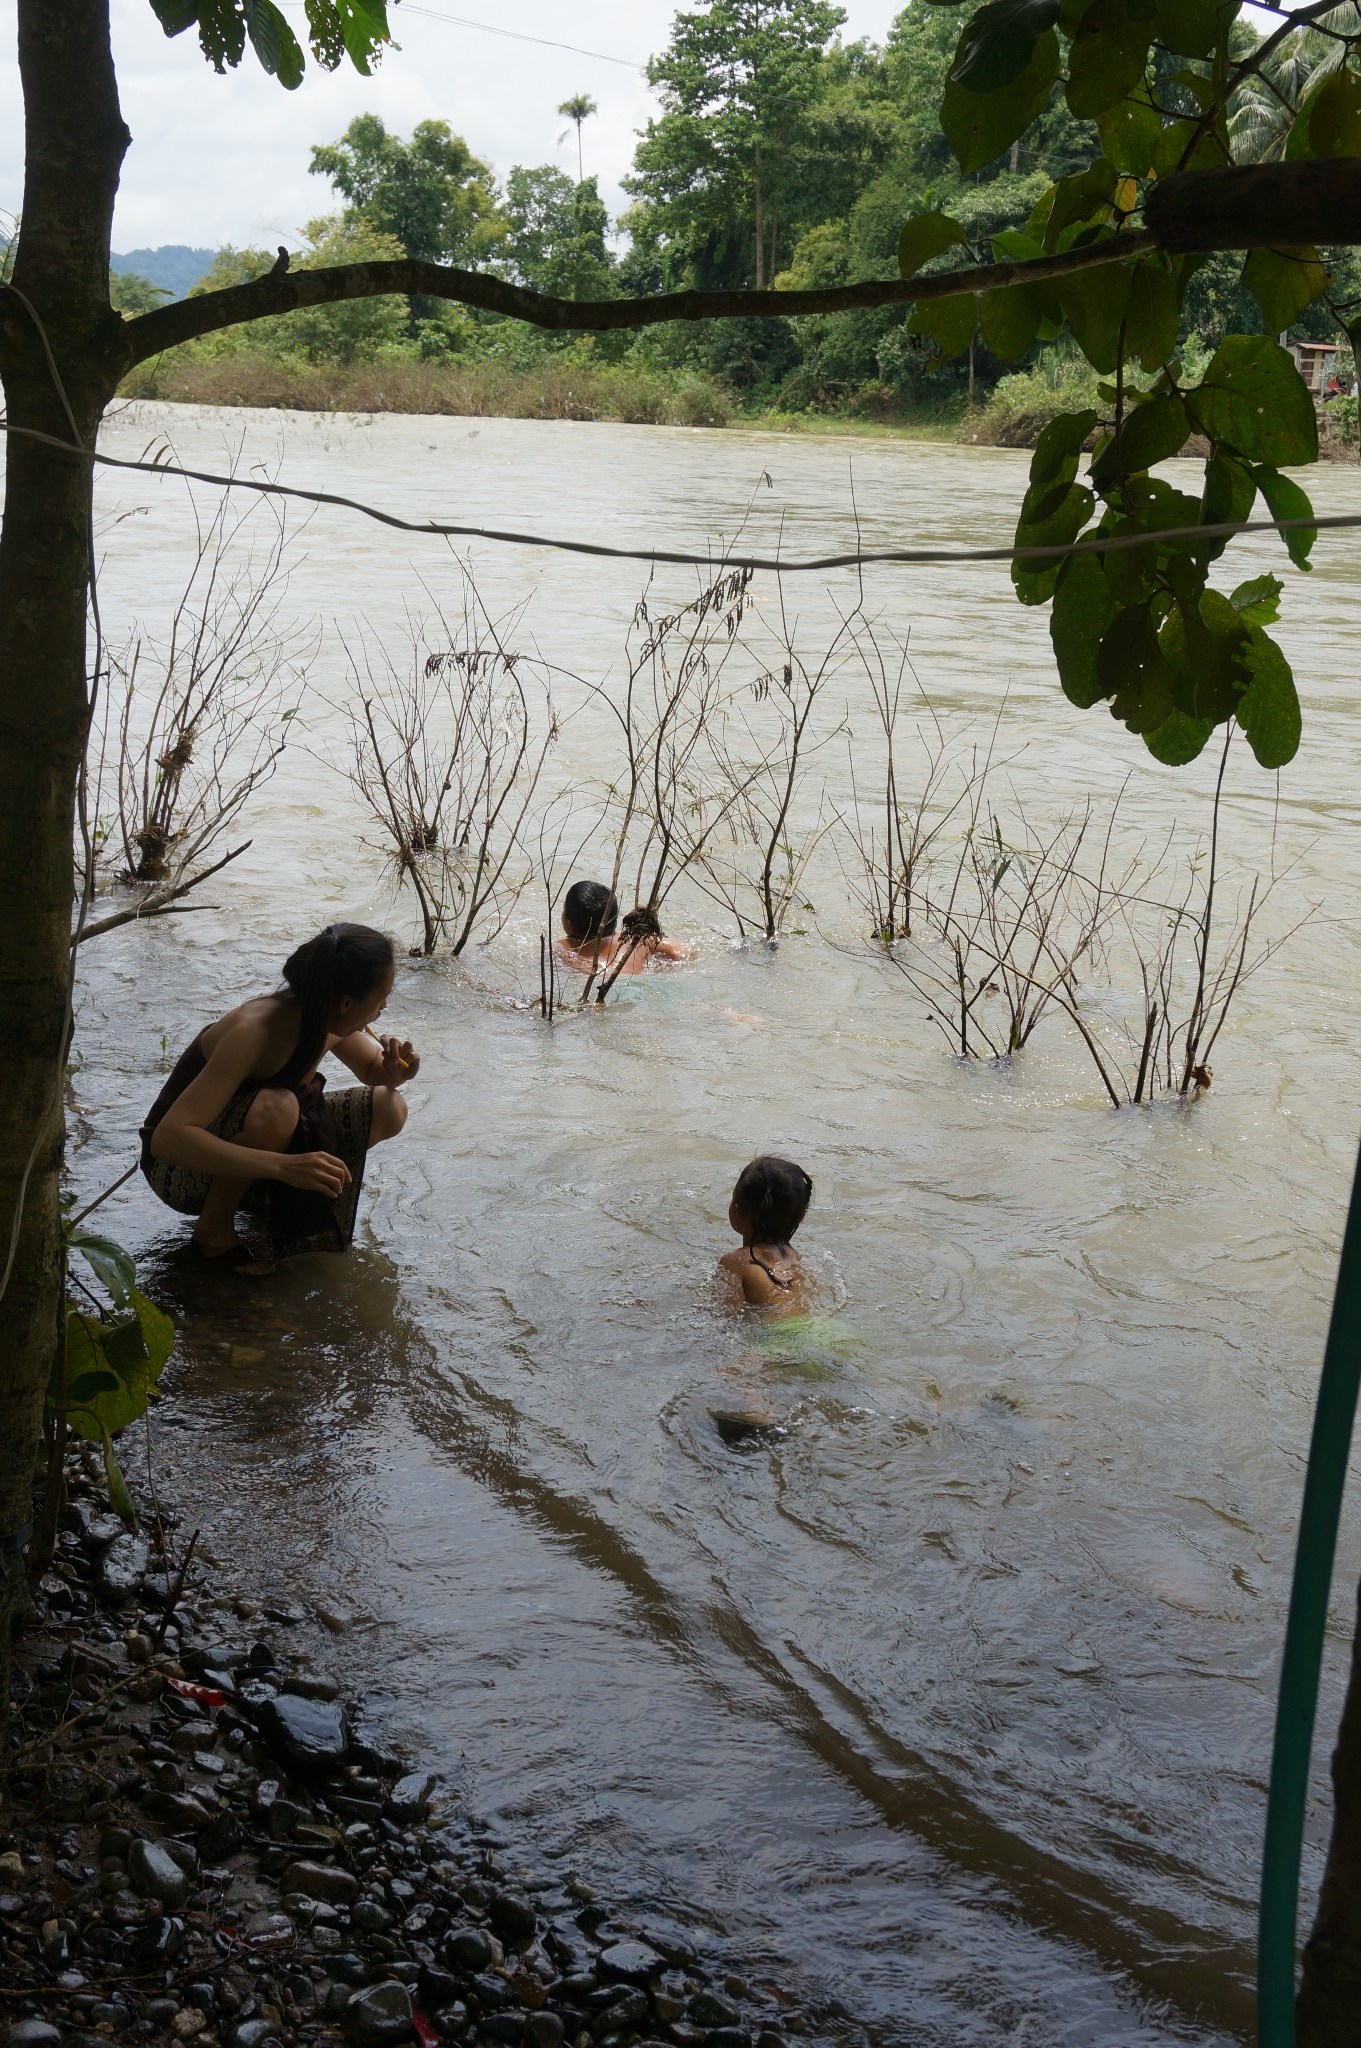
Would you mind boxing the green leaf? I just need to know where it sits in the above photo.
[335,0,393,73]
[1198,448,1258,562]
[102,1432,138,1528]
[1229,573,1283,626]
[898,210,971,280]
[1043,160,1119,250]
[242,0,305,87]
[992,228,1045,263]
[149,0,201,29]
[66,1226,136,1308]
[1151,0,1235,59]
[1124,261,1180,368]
[1030,406,1099,486]
[1058,259,1132,373]
[1090,392,1190,485]
[950,0,1063,91]
[1252,462,1317,570]
[65,1369,123,1406]
[1013,482,1096,603]
[1236,626,1301,768]
[1161,585,1250,723]
[1190,336,1319,467]
[941,27,1061,173]
[1066,0,1157,119]
[1285,67,1361,161]
[1150,116,1226,176]
[980,282,1044,359]
[64,1290,174,1446]
[1241,247,1331,332]
[1049,553,1118,705]
[1097,81,1164,172]
[1097,601,1176,732]
[907,294,978,361]
[1143,708,1214,764]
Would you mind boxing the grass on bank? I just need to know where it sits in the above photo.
[122,343,1359,455]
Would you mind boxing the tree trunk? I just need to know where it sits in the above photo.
[1298,1583,1361,2044]
[753,133,765,291]
[0,0,127,1659]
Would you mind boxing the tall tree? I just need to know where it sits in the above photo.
[557,94,598,185]
[630,0,847,289]
[310,114,502,266]
[503,167,616,301]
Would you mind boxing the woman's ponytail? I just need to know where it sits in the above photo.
[276,922,394,1087]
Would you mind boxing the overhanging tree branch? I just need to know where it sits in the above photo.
[119,232,1159,363]
[116,158,1361,369]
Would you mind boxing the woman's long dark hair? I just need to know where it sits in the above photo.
[276,923,394,1087]
[732,1155,813,1244]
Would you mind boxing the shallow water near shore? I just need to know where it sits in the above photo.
[64,403,1361,2046]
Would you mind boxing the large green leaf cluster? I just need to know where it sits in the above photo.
[59,1217,175,1525]
[150,0,392,88]
[898,0,1361,767]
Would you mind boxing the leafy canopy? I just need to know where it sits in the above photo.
[900,0,1361,770]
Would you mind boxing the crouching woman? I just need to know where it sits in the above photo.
[140,923,418,1272]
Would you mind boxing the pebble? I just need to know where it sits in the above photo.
[280,1859,359,1904]
[388,1771,437,1820]
[2,2024,63,2048]
[127,1838,191,1909]
[343,1979,415,2044]
[599,1940,663,1983]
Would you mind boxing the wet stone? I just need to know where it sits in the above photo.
[281,1860,358,1905]
[690,1992,741,2028]
[444,1927,494,1972]
[255,1693,350,1778]
[3,2024,64,2048]
[524,2016,565,2048]
[231,2023,282,2048]
[706,2031,752,2048]
[97,1533,149,1603]
[127,1839,191,1910]
[590,1988,648,2034]
[342,1980,415,2045]
[599,1940,663,1983]
[489,1889,537,1944]
[387,1772,436,1821]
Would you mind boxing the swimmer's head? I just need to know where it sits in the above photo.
[563,880,618,945]
[729,1155,813,1246]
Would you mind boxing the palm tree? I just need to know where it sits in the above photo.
[1229,4,1361,162]
[557,93,598,184]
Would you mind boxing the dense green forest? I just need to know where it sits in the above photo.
[123,0,1359,440]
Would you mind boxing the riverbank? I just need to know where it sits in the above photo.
[117,350,1360,456]
[2,1444,843,2048]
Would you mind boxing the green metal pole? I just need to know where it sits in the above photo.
[1258,1142,1361,2045]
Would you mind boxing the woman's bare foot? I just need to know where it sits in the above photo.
[190,1232,275,1277]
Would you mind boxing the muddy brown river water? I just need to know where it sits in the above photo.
[65,403,1361,2046]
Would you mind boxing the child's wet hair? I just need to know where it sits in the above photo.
[732,1155,813,1244]
[564,880,618,941]
[277,922,394,1085]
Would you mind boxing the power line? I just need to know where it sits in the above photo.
[395,3,647,72]
[2,418,1353,573]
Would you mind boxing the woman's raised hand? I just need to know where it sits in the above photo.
[375,1035,419,1083]
[276,1151,351,1197]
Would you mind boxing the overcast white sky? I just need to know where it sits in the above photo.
[0,1,906,252]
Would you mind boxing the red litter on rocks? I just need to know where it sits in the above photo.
[413,2012,439,2048]
[166,1677,227,1709]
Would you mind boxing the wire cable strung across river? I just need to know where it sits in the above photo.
[3,418,1360,573]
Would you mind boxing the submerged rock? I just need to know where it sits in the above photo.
[97,1533,149,1603]
[599,1939,664,1983]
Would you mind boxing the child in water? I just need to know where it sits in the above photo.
[555,880,691,975]
[139,922,419,1273]
[717,1155,814,1312]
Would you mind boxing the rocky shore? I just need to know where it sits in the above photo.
[2,1448,832,2048]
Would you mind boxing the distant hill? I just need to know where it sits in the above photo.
[110,245,217,299]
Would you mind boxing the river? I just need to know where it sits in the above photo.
[68,403,1361,2047]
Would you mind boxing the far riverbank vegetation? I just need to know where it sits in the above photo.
[111,6,1360,453]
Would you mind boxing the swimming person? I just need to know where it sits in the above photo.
[555,881,691,976]
[717,1155,814,1311]
[139,923,418,1272]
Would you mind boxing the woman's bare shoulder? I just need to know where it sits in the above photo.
[201,995,289,1067]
